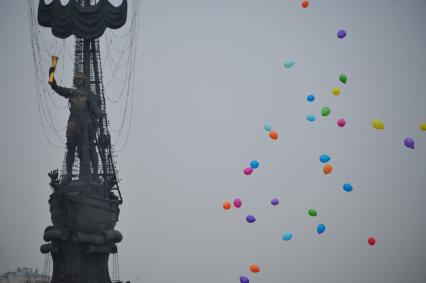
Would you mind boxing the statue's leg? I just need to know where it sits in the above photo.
[89,126,100,181]
[62,122,78,184]
[62,139,76,184]
[77,139,84,176]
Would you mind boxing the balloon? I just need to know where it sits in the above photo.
[264,123,272,132]
[308,209,317,217]
[282,232,293,241]
[271,198,279,206]
[240,276,250,283]
[321,107,331,117]
[404,137,415,149]
[339,74,347,84]
[246,215,256,223]
[337,118,346,127]
[223,201,231,210]
[307,115,316,122]
[317,224,326,234]
[244,167,253,175]
[337,29,346,39]
[269,130,279,140]
[283,60,295,68]
[420,123,426,131]
[368,237,376,246]
[307,94,315,102]
[250,160,260,169]
[319,154,330,163]
[343,183,353,192]
[323,164,333,175]
[234,198,242,208]
[372,119,385,130]
[301,0,309,8]
[250,264,260,273]
[332,87,341,96]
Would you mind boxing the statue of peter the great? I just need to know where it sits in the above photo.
[49,67,103,184]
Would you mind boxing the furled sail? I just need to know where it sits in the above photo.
[38,0,127,40]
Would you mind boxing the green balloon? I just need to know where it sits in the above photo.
[321,107,331,117]
[308,209,317,217]
[339,74,347,84]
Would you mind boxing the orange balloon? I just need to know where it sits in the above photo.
[223,201,231,210]
[301,0,309,8]
[323,164,333,175]
[250,264,260,273]
[269,130,278,140]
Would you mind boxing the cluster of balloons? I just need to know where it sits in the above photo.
[244,160,260,175]
[264,123,279,140]
[223,198,243,210]
[319,154,333,175]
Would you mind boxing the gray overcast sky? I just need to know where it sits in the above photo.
[1,0,426,282]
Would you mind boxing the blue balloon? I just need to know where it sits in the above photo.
[343,183,353,192]
[264,123,272,132]
[319,154,330,163]
[307,94,315,102]
[240,276,250,283]
[282,232,293,241]
[317,224,326,234]
[307,115,316,122]
[250,160,260,169]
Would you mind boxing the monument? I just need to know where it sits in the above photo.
[37,1,127,282]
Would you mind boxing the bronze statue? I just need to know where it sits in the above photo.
[49,69,103,184]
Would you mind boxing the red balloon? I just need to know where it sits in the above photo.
[301,1,309,8]
[368,237,376,246]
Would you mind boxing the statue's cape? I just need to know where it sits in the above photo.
[38,0,127,40]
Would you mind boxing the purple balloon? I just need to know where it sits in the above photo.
[271,198,279,206]
[404,137,415,149]
[337,29,346,39]
[246,215,256,223]
[240,276,250,283]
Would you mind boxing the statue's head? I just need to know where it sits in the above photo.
[73,72,88,89]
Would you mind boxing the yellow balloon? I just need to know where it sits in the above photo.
[372,119,385,130]
[420,123,426,131]
[332,87,341,96]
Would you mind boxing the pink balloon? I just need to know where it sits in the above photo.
[337,118,346,127]
[244,167,253,175]
[234,198,242,208]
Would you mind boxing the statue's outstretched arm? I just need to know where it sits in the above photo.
[50,80,72,98]
[48,67,72,98]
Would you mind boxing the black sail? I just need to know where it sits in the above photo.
[38,0,127,40]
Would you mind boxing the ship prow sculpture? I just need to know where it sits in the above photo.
[37,1,128,282]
